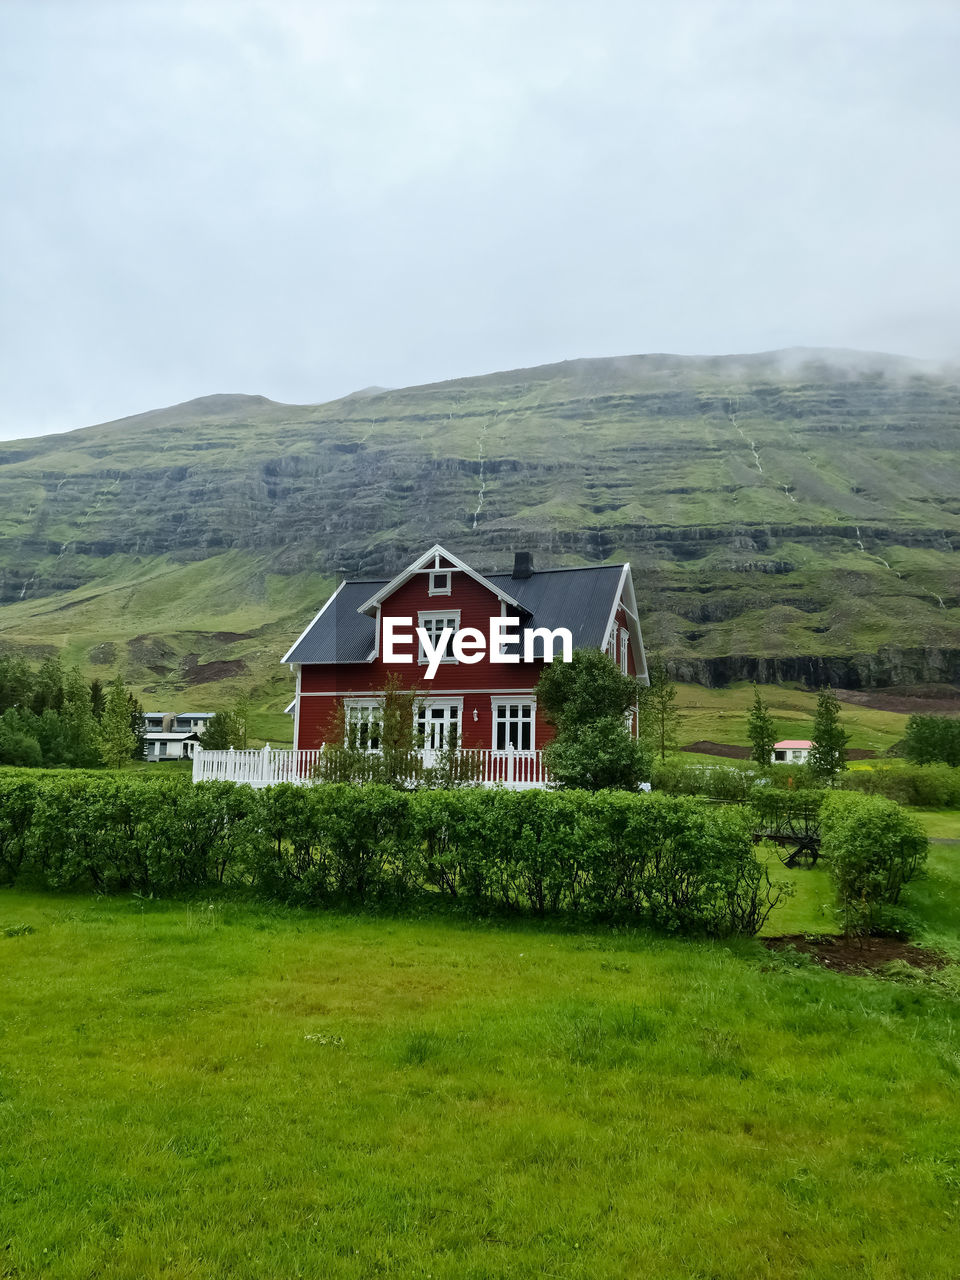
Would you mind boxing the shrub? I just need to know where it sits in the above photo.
[0,772,786,935]
[650,760,755,801]
[144,780,255,890]
[0,727,42,768]
[538,649,648,792]
[0,773,40,884]
[820,792,928,935]
[544,717,650,792]
[839,762,960,809]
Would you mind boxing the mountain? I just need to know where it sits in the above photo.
[1,347,959,715]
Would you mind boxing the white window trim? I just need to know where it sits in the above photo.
[619,627,629,674]
[343,698,384,752]
[417,610,461,665]
[416,697,464,750]
[428,569,452,596]
[490,697,537,752]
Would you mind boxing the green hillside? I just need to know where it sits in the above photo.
[1,348,959,719]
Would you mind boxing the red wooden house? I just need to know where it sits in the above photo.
[282,545,648,767]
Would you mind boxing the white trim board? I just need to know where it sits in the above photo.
[355,543,524,616]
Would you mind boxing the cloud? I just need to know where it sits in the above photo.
[1,0,959,439]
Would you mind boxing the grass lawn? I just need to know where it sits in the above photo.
[2,876,959,1280]
[914,809,960,841]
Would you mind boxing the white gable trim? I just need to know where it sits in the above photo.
[599,563,648,685]
[281,580,346,665]
[356,544,524,616]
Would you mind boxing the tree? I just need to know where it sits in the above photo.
[746,683,777,769]
[0,655,32,714]
[89,678,106,722]
[809,687,849,784]
[232,690,250,750]
[35,709,69,766]
[98,674,138,769]
[61,665,101,767]
[538,649,649,791]
[31,656,64,714]
[128,694,147,761]
[538,647,639,730]
[902,714,960,767]
[647,653,680,763]
[199,710,243,750]
[0,716,42,767]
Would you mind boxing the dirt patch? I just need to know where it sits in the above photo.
[181,655,248,684]
[682,740,751,759]
[836,684,960,716]
[762,934,949,976]
[127,634,177,667]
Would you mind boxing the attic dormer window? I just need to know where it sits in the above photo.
[429,570,451,596]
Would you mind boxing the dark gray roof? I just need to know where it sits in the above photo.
[283,565,625,665]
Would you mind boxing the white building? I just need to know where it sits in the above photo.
[142,711,214,761]
[143,731,201,762]
[772,739,813,764]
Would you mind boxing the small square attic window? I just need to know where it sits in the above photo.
[429,570,451,595]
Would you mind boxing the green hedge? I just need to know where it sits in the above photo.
[820,792,928,935]
[0,774,784,937]
[838,762,960,809]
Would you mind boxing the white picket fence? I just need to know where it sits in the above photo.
[192,746,551,791]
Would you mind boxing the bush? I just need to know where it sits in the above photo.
[0,773,40,884]
[0,728,42,768]
[409,788,784,935]
[839,762,960,809]
[0,772,786,936]
[537,649,648,791]
[650,759,755,801]
[544,717,650,791]
[820,792,928,935]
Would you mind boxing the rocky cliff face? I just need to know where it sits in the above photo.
[0,348,958,688]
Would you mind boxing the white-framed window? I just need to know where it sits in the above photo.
[791,750,803,761]
[416,700,462,750]
[606,627,617,662]
[492,699,536,751]
[620,628,629,674]
[417,611,460,664]
[344,700,382,751]
[428,569,452,595]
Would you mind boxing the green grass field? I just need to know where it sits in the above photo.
[915,809,960,841]
[675,682,908,755]
[2,845,959,1279]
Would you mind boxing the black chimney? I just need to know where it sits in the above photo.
[512,551,534,579]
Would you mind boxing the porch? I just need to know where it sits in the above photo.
[191,745,551,790]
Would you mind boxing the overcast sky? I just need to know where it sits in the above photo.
[1,0,959,440]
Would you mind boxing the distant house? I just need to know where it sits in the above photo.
[173,712,215,735]
[143,731,201,762]
[143,711,174,733]
[142,710,214,761]
[772,739,813,764]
